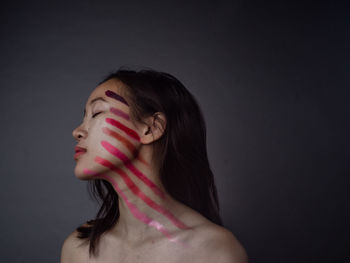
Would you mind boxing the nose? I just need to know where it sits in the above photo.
[72,124,87,141]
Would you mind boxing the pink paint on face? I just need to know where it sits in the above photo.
[105,118,140,141]
[82,168,177,242]
[110,107,130,121]
[94,156,189,230]
[102,126,138,156]
[101,140,165,199]
[102,126,149,167]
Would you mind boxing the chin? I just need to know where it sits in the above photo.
[73,159,113,180]
[74,164,95,180]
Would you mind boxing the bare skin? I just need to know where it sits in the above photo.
[61,79,248,263]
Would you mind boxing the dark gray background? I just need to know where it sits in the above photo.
[1,0,349,262]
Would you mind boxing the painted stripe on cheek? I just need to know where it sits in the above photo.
[110,107,130,121]
[102,127,149,166]
[101,140,165,199]
[94,156,189,230]
[105,117,140,141]
[105,90,129,106]
[102,127,138,156]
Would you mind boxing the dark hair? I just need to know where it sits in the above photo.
[76,67,222,257]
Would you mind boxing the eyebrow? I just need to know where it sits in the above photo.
[84,97,107,117]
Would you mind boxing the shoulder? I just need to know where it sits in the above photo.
[60,229,89,263]
[190,222,249,263]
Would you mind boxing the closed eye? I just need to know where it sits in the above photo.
[92,112,102,118]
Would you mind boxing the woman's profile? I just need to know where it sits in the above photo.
[60,68,248,262]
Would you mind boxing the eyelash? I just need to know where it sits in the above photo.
[92,112,102,118]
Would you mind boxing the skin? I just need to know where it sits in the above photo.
[61,79,249,263]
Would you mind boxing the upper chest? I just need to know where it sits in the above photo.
[87,238,204,263]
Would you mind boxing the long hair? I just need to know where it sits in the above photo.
[76,68,222,257]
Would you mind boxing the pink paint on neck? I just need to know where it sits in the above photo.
[100,140,165,199]
[94,156,189,230]
[82,168,186,246]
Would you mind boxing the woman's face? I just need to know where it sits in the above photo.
[72,78,141,180]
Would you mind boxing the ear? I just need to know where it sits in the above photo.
[139,112,166,144]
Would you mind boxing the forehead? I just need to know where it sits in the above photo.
[87,78,127,104]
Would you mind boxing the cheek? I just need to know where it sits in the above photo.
[74,99,144,179]
[81,117,141,170]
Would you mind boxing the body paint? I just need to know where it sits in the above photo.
[106,118,140,141]
[94,156,189,230]
[102,126,149,166]
[102,127,138,156]
[110,107,130,121]
[105,90,129,106]
[82,168,178,243]
[101,140,164,199]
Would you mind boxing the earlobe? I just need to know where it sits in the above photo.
[139,112,166,144]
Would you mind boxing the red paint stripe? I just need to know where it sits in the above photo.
[137,155,149,167]
[102,127,149,166]
[101,140,164,199]
[102,127,138,156]
[105,117,140,141]
[94,156,189,230]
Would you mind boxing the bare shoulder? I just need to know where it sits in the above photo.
[189,222,249,263]
[60,228,89,263]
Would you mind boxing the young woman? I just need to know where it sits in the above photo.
[61,68,248,263]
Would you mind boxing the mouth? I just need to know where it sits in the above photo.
[74,146,87,160]
[74,151,86,160]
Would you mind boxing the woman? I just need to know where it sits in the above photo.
[61,68,248,262]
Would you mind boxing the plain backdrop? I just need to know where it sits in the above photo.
[0,0,349,262]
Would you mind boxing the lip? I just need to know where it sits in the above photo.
[75,146,87,153]
[74,146,87,160]
[74,151,86,160]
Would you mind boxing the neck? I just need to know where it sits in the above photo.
[92,145,189,244]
